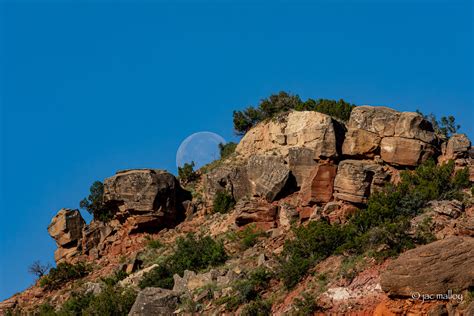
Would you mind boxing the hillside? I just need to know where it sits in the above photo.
[1,105,473,316]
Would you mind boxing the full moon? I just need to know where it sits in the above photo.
[176,131,226,169]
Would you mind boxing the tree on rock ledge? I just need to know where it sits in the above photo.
[80,181,114,222]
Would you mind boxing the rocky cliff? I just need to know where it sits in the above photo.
[1,105,473,316]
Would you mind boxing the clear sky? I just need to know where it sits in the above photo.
[0,0,473,301]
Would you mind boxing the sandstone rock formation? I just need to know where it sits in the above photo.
[342,106,436,166]
[380,236,474,297]
[246,155,290,201]
[235,198,278,230]
[104,169,190,230]
[299,163,337,205]
[48,209,85,263]
[236,111,341,160]
[203,163,249,202]
[333,160,388,204]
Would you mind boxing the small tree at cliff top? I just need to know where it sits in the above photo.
[80,181,113,222]
[178,161,198,184]
[28,261,51,279]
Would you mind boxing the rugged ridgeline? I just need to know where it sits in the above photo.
[1,105,474,315]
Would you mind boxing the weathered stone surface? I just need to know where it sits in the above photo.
[247,155,290,201]
[235,199,277,229]
[380,137,435,166]
[288,147,318,187]
[380,237,474,297]
[203,163,250,202]
[333,160,388,204]
[128,287,179,316]
[299,163,337,205]
[428,200,463,219]
[342,129,381,158]
[236,111,340,160]
[81,220,115,256]
[440,134,471,162]
[48,209,85,263]
[103,169,189,229]
[48,209,85,247]
[278,203,298,228]
[346,106,401,137]
[344,106,436,163]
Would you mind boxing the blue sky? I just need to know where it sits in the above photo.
[0,0,472,300]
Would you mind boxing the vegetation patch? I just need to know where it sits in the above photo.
[80,181,114,222]
[40,262,90,291]
[212,190,236,214]
[139,233,228,289]
[233,91,356,134]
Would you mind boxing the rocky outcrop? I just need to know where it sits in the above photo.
[299,163,337,205]
[203,163,250,202]
[81,220,117,259]
[128,287,179,316]
[342,106,436,166]
[247,155,290,201]
[380,237,474,297]
[104,169,190,230]
[440,134,471,161]
[333,160,388,204]
[236,111,341,160]
[48,209,85,263]
[235,198,278,230]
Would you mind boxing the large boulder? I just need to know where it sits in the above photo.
[299,163,337,205]
[203,163,250,202]
[103,169,190,229]
[81,220,117,258]
[247,155,290,201]
[236,111,341,160]
[128,287,179,316]
[48,209,85,247]
[48,209,85,263]
[439,134,471,163]
[342,106,436,165]
[380,137,436,166]
[333,160,388,204]
[380,237,474,297]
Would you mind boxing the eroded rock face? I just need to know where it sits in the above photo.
[333,160,388,204]
[128,287,179,316]
[380,137,436,166]
[203,163,250,202]
[299,163,337,205]
[342,106,436,165]
[103,169,190,229]
[380,237,474,297]
[236,111,341,160]
[247,155,290,202]
[439,134,471,163]
[48,209,85,263]
[235,198,278,230]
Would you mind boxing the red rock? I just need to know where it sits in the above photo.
[300,163,337,205]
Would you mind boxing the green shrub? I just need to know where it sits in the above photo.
[82,286,137,315]
[178,161,199,184]
[241,299,272,316]
[212,191,235,214]
[145,235,164,249]
[139,234,228,289]
[292,292,319,316]
[40,262,90,291]
[219,142,237,159]
[238,224,266,250]
[232,91,356,134]
[80,181,114,222]
[54,285,136,316]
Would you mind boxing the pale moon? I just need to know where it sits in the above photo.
[176,131,226,169]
